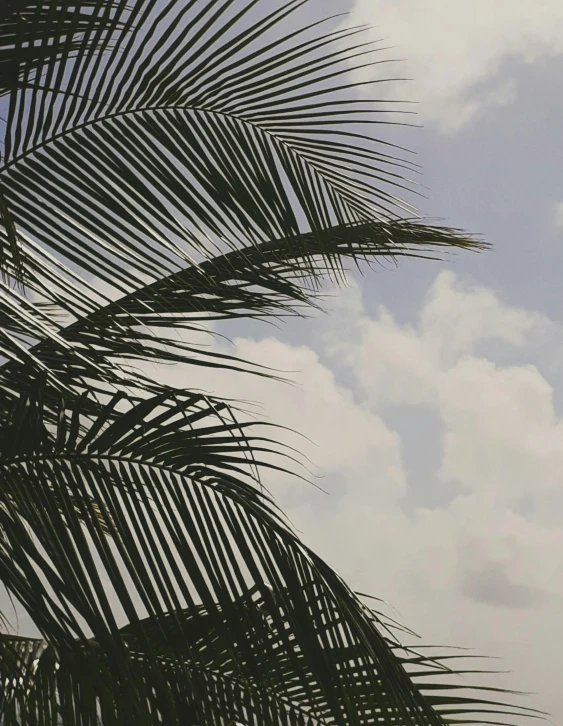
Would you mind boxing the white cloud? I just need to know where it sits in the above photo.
[151,334,407,508]
[109,271,563,718]
[348,0,563,131]
[323,273,563,509]
[554,200,563,229]
[323,271,543,403]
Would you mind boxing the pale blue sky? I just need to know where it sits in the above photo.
[2,2,562,722]
[205,3,563,721]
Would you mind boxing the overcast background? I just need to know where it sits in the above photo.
[178,1,563,720]
[4,1,563,721]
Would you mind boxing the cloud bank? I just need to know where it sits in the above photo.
[348,0,563,131]
[155,270,563,718]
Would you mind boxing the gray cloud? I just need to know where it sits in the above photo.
[349,0,563,131]
[462,560,546,609]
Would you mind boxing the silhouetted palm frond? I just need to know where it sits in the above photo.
[0,2,541,725]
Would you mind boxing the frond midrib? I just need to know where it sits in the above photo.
[0,450,260,478]
[0,98,403,225]
[0,94,367,172]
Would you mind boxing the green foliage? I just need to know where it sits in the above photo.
[0,2,541,724]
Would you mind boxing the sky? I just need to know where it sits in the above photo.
[3,1,562,722]
[162,1,563,721]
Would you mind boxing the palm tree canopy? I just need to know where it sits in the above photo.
[0,2,541,725]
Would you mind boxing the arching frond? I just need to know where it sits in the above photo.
[0,597,543,726]
[0,3,542,726]
[0,383,446,725]
[0,218,482,423]
[1,0,458,301]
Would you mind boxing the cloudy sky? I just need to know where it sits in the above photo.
[168,1,563,720]
[4,1,562,722]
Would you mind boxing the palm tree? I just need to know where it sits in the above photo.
[0,2,542,725]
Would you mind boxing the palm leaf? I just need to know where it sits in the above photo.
[0,3,541,725]
[0,0,482,409]
[0,218,482,424]
[0,381,448,725]
[0,0,482,420]
[0,595,543,726]
[1,0,447,304]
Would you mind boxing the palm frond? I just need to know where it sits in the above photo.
[0,218,483,423]
[0,381,449,726]
[0,0,483,412]
[1,0,446,303]
[0,3,541,726]
[0,596,543,726]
